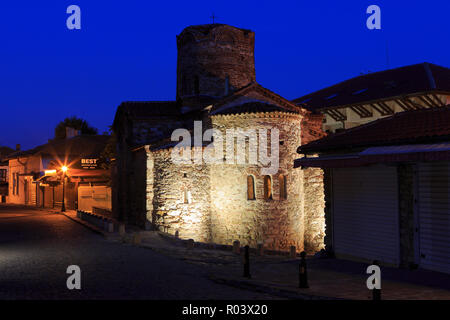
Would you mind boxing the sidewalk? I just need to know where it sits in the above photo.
[61,210,123,241]
[136,231,450,300]
[210,258,450,300]
[59,209,450,300]
[139,234,450,300]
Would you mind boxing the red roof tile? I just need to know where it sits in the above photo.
[298,105,450,153]
[293,63,450,111]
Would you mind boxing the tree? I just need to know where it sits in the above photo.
[54,116,98,139]
[99,126,116,170]
[0,146,14,160]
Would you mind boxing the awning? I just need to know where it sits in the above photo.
[360,142,450,155]
[295,142,450,168]
[18,172,37,177]
[68,169,109,177]
[35,169,109,184]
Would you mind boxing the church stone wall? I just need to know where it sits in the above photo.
[303,167,325,252]
[119,110,326,253]
[209,113,305,251]
[113,23,327,253]
[127,148,149,227]
[147,148,211,242]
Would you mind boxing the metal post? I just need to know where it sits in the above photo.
[257,243,264,256]
[243,245,251,278]
[61,172,66,212]
[233,240,240,254]
[299,251,309,288]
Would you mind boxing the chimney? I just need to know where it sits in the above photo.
[16,144,21,151]
[65,127,81,139]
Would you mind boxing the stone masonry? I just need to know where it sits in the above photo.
[209,112,304,251]
[113,23,326,253]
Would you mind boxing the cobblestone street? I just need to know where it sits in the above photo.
[3,204,450,300]
[0,205,277,300]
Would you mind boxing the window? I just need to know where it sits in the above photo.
[299,98,311,104]
[12,172,15,195]
[16,173,20,195]
[224,75,230,95]
[263,175,272,200]
[0,169,6,182]
[352,88,368,95]
[247,175,255,200]
[184,190,192,204]
[325,93,338,100]
[182,74,191,95]
[279,175,287,200]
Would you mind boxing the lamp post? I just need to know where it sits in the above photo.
[61,166,68,212]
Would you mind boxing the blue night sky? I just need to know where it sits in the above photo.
[0,0,448,150]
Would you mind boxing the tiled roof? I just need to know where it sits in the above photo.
[179,24,252,36]
[293,63,450,111]
[210,82,307,116]
[113,98,219,130]
[0,146,15,161]
[7,135,110,160]
[298,105,450,153]
[211,101,298,116]
[112,101,180,130]
[118,101,179,117]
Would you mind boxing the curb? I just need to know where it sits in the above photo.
[60,212,111,238]
[156,231,308,258]
[208,276,341,300]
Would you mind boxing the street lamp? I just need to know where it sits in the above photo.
[61,166,68,212]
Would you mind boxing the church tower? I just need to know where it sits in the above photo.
[176,24,256,105]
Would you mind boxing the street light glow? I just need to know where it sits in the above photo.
[61,166,68,173]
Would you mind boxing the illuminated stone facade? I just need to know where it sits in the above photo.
[150,148,212,242]
[209,113,304,250]
[113,24,326,253]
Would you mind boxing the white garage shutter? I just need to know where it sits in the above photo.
[332,166,400,265]
[418,162,450,274]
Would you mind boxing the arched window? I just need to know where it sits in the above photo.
[263,175,272,200]
[224,75,230,95]
[184,190,192,204]
[181,74,188,95]
[247,175,255,200]
[279,174,287,200]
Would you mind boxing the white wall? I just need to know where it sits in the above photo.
[78,186,112,212]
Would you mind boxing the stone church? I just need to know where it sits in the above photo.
[113,24,325,252]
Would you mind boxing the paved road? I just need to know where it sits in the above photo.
[0,205,277,300]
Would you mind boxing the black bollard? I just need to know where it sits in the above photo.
[372,260,381,301]
[243,245,251,278]
[299,251,309,288]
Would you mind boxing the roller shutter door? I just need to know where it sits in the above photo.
[332,166,400,265]
[418,162,450,274]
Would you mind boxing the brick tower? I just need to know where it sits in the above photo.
[176,24,256,105]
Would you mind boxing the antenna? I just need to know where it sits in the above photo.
[210,13,217,24]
